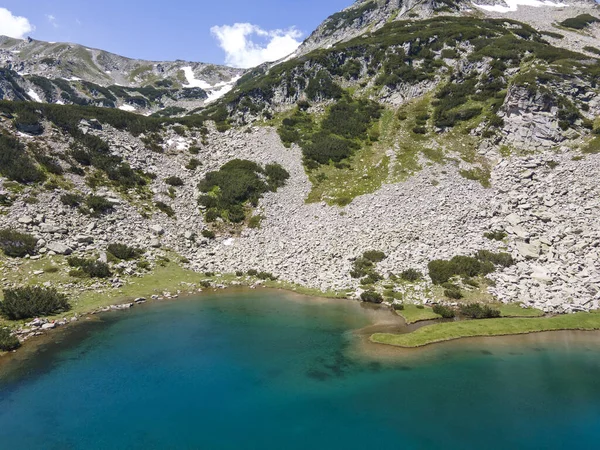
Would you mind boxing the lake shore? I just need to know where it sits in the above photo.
[3,261,600,367]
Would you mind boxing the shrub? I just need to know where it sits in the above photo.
[257,271,277,281]
[392,303,405,311]
[186,158,201,170]
[475,250,514,268]
[484,230,507,241]
[559,14,599,30]
[0,286,70,320]
[67,257,111,278]
[360,272,383,285]
[155,201,175,217]
[360,290,383,304]
[235,271,244,277]
[202,229,215,239]
[459,303,501,319]
[363,250,387,263]
[400,269,422,282]
[0,135,45,183]
[198,159,289,223]
[444,288,464,300]
[428,255,497,285]
[350,257,374,278]
[0,229,37,257]
[433,304,456,318]
[84,195,114,216]
[107,243,143,260]
[248,215,263,229]
[0,327,20,351]
[165,176,184,187]
[247,269,258,276]
[60,193,84,207]
[416,305,425,310]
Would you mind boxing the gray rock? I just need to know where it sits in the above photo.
[46,242,73,255]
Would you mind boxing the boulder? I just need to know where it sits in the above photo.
[517,242,540,259]
[46,242,73,255]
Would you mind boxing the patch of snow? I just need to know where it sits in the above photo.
[118,105,136,112]
[182,66,211,89]
[27,89,42,102]
[17,132,33,139]
[55,100,64,105]
[205,75,242,104]
[473,0,567,13]
[223,238,235,247]
[105,70,111,74]
[166,137,188,150]
[68,77,82,81]
[11,50,20,54]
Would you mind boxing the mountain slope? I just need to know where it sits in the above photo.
[0,36,245,115]
[298,0,600,56]
[0,3,600,323]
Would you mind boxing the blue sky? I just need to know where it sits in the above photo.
[0,0,352,67]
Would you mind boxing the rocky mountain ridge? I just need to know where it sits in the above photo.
[0,36,244,115]
[298,0,600,56]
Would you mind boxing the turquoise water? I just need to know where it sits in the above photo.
[1,290,600,449]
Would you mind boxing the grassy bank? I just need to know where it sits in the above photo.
[395,304,441,324]
[371,311,600,347]
[0,255,348,331]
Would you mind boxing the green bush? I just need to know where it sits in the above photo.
[0,229,37,257]
[165,176,184,186]
[0,135,45,183]
[432,304,456,318]
[360,290,383,304]
[247,269,258,276]
[84,195,114,216]
[444,288,464,300]
[0,286,70,320]
[392,303,405,311]
[155,201,175,217]
[60,193,84,207]
[0,327,20,351]
[201,229,215,239]
[198,159,289,223]
[257,271,277,281]
[484,230,507,241]
[350,257,374,278]
[68,257,111,278]
[186,158,201,170]
[459,303,501,319]
[559,14,599,30]
[475,250,514,267]
[428,250,513,285]
[360,272,383,285]
[107,243,143,260]
[400,268,422,282]
[363,250,386,262]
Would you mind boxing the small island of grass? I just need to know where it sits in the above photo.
[371,311,600,347]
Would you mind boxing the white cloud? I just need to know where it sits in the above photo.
[0,8,34,39]
[211,23,302,68]
[46,14,58,28]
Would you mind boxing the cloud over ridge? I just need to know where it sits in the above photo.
[211,23,302,68]
[0,8,34,39]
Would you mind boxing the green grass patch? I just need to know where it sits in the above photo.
[395,304,442,324]
[497,303,544,318]
[372,311,600,347]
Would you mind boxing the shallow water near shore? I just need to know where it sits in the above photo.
[1,290,600,449]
